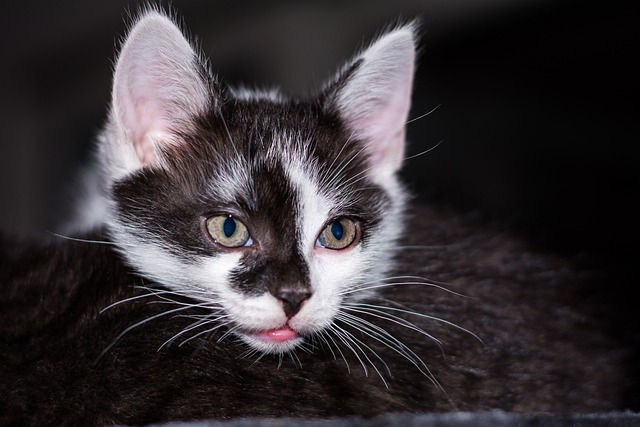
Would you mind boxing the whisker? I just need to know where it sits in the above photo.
[325,127,360,177]
[325,105,441,193]
[405,104,441,126]
[394,245,447,250]
[331,323,390,388]
[339,310,422,355]
[179,319,234,347]
[216,324,240,344]
[325,143,370,190]
[297,340,315,355]
[327,324,368,377]
[127,286,224,309]
[218,109,240,158]
[315,332,337,361]
[340,277,470,299]
[336,313,438,387]
[336,315,394,376]
[159,314,230,351]
[100,291,168,314]
[133,285,214,297]
[346,302,482,345]
[404,140,443,162]
[337,311,448,393]
[289,350,303,368]
[145,299,222,310]
[94,302,213,364]
[46,231,120,246]
[319,330,351,373]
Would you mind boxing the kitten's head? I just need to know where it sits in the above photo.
[101,11,416,354]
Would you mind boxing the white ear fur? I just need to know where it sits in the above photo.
[329,23,416,180]
[109,11,210,172]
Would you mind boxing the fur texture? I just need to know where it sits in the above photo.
[0,204,632,425]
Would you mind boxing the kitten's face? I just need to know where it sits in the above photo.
[101,12,415,354]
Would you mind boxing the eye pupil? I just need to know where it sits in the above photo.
[330,220,344,240]
[316,218,358,250]
[206,215,251,248]
[223,217,236,237]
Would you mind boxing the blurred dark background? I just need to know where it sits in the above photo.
[1,0,638,402]
[1,0,636,250]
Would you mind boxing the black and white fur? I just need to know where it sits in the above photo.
[89,10,415,355]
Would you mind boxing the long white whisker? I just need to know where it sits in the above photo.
[315,332,337,361]
[325,143,370,190]
[219,109,240,158]
[289,350,303,368]
[146,298,222,310]
[341,305,442,347]
[100,291,168,314]
[404,140,443,162]
[332,323,390,388]
[95,301,214,364]
[216,324,240,344]
[325,127,360,177]
[320,330,351,373]
[393,245,447,250]
[46,231,120,246]
[180,319,234,347]
[336,313,438,387]
[336,315,396,376]
[328,324,369,377]
[132,283,222,298]
[159,314,230,351]
[340,279,470,299]
[405,104,441,126]
[348,303,482,343]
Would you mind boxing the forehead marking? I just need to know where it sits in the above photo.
[283,153,332,254]
[205,156,252,205]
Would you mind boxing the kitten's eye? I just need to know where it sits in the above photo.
[206,215,252,248]
[316,218,358,250]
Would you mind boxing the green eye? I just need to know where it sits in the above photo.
[206,215,252,248]
[316,218,358,250]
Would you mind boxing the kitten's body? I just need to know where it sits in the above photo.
[0,8,634,426]
[0,204,629,425]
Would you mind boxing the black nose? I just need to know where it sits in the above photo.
[276,289,312,318]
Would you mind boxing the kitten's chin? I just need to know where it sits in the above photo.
[238,326,305,354]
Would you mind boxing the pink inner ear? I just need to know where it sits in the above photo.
[116,61,182,166]
[126,92,172,165]
[335,26,415,177]
[110,13,211,169]
[365,93,409,155]
[349,71,413,174]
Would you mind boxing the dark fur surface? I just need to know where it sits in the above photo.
[0,203,632,426]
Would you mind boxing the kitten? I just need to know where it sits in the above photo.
[89,9,413,356]
[0,8,634,426]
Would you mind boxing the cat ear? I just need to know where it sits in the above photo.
[108,11,211,172]
[325,22,417,181]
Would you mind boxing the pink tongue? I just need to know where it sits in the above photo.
[256,326,297,342]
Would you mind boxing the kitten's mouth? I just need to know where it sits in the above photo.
[238,324,304,353]
[248,325,298,343]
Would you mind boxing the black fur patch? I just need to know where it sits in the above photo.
[112,84,390,291]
